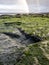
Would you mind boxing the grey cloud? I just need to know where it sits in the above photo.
[0,0,49,14]
[0,0,17,5]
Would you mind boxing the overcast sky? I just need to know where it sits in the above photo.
[0,0,49,14]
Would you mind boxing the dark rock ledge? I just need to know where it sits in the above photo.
[0,28,42,65]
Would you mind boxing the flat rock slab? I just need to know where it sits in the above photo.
[0,33,21,53]
[0,33,24,65]
[0,28,42,65]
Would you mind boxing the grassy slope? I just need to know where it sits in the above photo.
[0,15,49,65]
